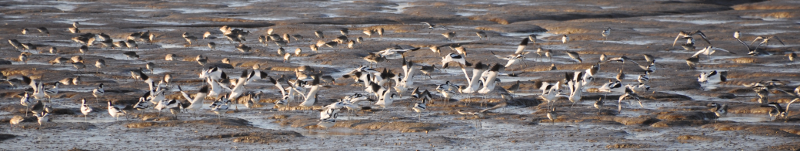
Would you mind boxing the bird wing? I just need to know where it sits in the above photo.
[694,31,711,45]
[672,34,682,47]
[750,36,764,46]
[711,47,735,54]
[692,47,709,57]
[515,38,528,54]
[771,36,786,45]
[480,103,507,113]
[735,38,751,51]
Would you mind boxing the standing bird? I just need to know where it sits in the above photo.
[203,31,212,39]
[37,27,50,36]
[107,101,125,120]
[761,102,787,120]
[80,98,93,121]
[618,85,643,114]
[429,45,441,55]
[79,45,89,55]
[92,83,104,103]
[210,95,230,122]
[95,59,106,73]
[363,29,374,38]
[565,51,582,63]
[146,62,156,74]
[442,31,456,41]
[20,93,33,116]
[707,103,727,117]
[208,42,216,51]
[314,30,324,39]
[547,107,557,125]
[602,27,611,43]
[182,32,198,45]
[412,94,429,121]
[562,35,569,44]
[18,53,28,64]
[787,52,797,62]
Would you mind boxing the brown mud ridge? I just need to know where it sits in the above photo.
[1,0,800,150]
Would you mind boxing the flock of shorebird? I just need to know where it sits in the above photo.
[4,20,795,130]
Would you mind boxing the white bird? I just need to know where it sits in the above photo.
[80,98,93,121]
[693,46,736,57]
[377,46,419,60]
[107,101,125,120]
[459,62,487,94]
[374,85,395,108]
[698,70,727,83]
[299,77,322,107]
[210,95,230,122]
[436,81,458,103]
[412,96,429,121]
[228,70,255,106]
[318,107,339,129]
[394,58,417,95]
[478,63,503,94]
[35,112,49,127]
[441,53,471,68]
[562,35,569,44]
[268,76,293,107]
[567,78,584,107]
[178,85,209,118]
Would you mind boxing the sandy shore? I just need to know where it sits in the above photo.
[1,0,800,150]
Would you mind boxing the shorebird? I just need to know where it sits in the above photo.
[18,53,28,64]
[314,30,324,39]
[618,85,643,113]
[493,39,530,68]
[92,83,104,103]
[605,55,633,70]
[108,101,125,120]
[37,27,49,36]
[356,37,364,43]
[123,51,139,60]
[377,28,384,37]
[436,81,459,104]
[565,51,582,63]
[478,63,504,94]
[761,102,788,120]
[196,55,208,65]
[340,29,349,36]
[412,94,429,121]
[318,107,339,129]
[236,43,251,53]
[146,62,155,74]
[638,74,650,83]
[8,39,22,50]
[457,103,506,119]
[177,85,208,118]
[374,83,396,108]
[547,107,557,124]
[203,31,212,39]
[751,36,785,52]
[693,46,736,57]
[441,53,471,68]
[449,44,467,56]
[207,42,216,51]
[10,116,24,129]
[540,83,564,108]
[602,27,611,42]
[686,55,699,69]
[227,70,255,110]
[363,29,374,38]
[35,112,49,127]
[429,45,441,55]
[80,98,93,121]
[394,58,417,94]
[698,70,727,83]
[299,77,322,107]
[476,31,487,40]
[155,99,181,118]
[182,32,198,45]
[20,93,33,116]
[69,27,80,33]
[707,103,727,117]
[442,31,456,41]
[49,47,57,54]
[562,35,569,44]
[210,95,230,122]
[21,28,29,35]
[787,52,796,61]
[594,98,604,109]
[419,64,436,79]
[459,62,487,94]
[673,30,710,47]
[95,59,106,73]
[567,79,584,107]
[377,46,419,59]
[363,53,385,68]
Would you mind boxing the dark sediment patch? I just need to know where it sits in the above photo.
[200,131,303,144]
[0,134,17,142]
[126,118,250,129]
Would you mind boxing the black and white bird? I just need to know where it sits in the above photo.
[394,58,417,95]
[35,112,49,127]
[698,70,727,83]
[693,46,736,57]
[478,63,504,94]
[761,102,788,120]
[178,85,208,118]
[318,107,339,129]
[20,92,33,116]
[92,83,104,103]
[80,98,93,121]
[107,101,125,120]
[412,95,429,121]
[300,77,322,107]
[618,85,643,113]
[458,62,487,94]
[707,103,727,117]
[210,95,230,122]
[673,30,711,47]
[441,53,471,68]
